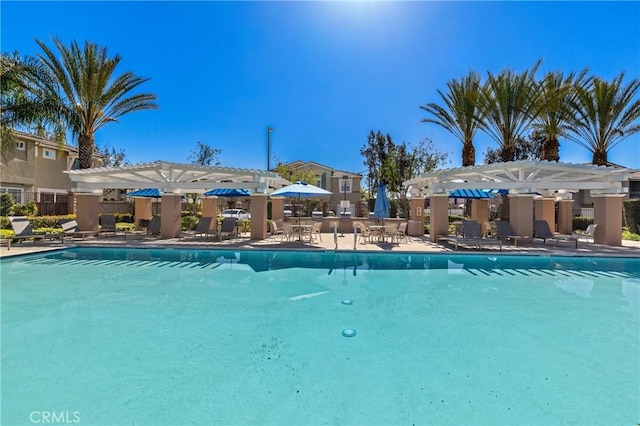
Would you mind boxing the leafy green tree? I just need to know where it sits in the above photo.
[23,37,158,169]
[362,132,448,217]
[420,71,483,166]
[565,72,640,165]
[534,69,588,161]
[98,144,130,167]
[188,141,222,166]
[483,131,545,164]
[360,130,395,193]
[478,60,543,162]
[1,52,63,158]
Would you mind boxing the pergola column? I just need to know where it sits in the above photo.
[75,193,100,232]
[250,193,268,240]
[471,199,489,236]
[134,197,152,230]
[202,196,218,218]
[593,194,624,246]
[429,194,449,243]
[534,197,556,232]
[557,200,574,235]
[271,196,285,222]
[509,194,535,237]
[160,194,182,239]
[408,196,425,236]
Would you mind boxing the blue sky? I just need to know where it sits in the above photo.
[2,1,639,172]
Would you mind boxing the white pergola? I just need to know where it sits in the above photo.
[66,161,291,240]
[67,161,290,194]
[404,160,630,196]
[403,160,632,246]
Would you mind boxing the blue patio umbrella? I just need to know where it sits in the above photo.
[204,188,251,197]
[373,182,390,221]
[271,181,332,225]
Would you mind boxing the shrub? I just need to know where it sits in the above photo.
[181,215,199,231]
[114,213,134,223]
[622,227,640,241]
[116,222,135,232]
[0,193,14,216]
[12,201,38,216]
[572,215,594,231]
[623,199,640,234]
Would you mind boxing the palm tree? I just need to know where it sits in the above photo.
[478,60,543,162]
[566,72,640,165]
[533,69,588,162]
[420,71,482,166]
[24,37,158,168]
[1,52,62,158]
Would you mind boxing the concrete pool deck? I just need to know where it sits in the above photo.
[1,231,639,258]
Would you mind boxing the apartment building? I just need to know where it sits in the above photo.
[0,131,102,215]
[281,160,363,216]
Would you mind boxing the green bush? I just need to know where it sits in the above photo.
[12,201,38,216]
[622,227,640,241]
[572,215,594,231]
[116,222,135,232]
[114,213,134,223]
[0,229,14,239]
[623,199,640,234]
[181,215,199,231]
[0,193,14,216]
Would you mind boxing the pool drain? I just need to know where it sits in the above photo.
[341,299,353,305]
[342,329,357,337]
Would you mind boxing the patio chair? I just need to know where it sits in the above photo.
[59,218,97,240]
[269,220,284,240]
[353,221,371,244]
[281,221,295,242]
[310,221,323,243]
[99,214,118,237]
[533,220,578,248]
[217,217,238,241]
[182,216,216,239]
[572,224,597,244]
[494,220,532,247]
[383,222,399,243]
[394,222,408,244]
[8,216,49,245]
[437,220,482,250]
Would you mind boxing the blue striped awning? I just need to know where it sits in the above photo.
[127,188,161,198]
[448,189,505,199]
[203,188,251,197]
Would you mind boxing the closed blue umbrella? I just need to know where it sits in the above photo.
[373,182,390,220]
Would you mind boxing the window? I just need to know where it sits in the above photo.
[15,141,25,151]
[43,148,56,160]
[340,177,352,193]
[1,187,24,204]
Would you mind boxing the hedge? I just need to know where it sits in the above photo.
[623,199,640,234]
[572,215,594,231]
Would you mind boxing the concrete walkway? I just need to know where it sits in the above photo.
[1,231,639,258]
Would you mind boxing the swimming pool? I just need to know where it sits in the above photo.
[2,248,638,425]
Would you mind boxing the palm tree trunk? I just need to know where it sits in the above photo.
[542,136,560,162]
[592,149,608,166]
[78,133,95,169]
[500,145,515,162]
[462,142,476,166]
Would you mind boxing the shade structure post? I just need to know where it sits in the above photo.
[75,193,100,232]
[593,194,624,246]
[161,194,182,239]
[250,193,268,240]
[134,198,153,230]
[509,194,535,237]
[202,196,218,218]
[429,194,449,243]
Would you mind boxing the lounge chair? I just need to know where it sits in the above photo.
[494,220,532,247]
[572,224,597,244]
[280,221,295,242]
[59,219,97,240]
[182,216,216,239]
[533,220,578,248]
[217,217,238,241]
[394,222,408,244]
[309,221,323,243]
[8,216,49,246]
[269,220,285,240]
[99,214,118,237]
[438,220,502,250]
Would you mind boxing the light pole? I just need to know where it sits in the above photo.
[342,175,349,216]
[267,126,273,171]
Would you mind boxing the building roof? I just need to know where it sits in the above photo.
[404,160,632,197]
[67,161,290,194]
[284,160,362,177]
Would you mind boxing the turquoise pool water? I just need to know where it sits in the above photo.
[1,248,638,425]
